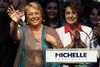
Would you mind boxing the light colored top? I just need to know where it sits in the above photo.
[56,25,94,48]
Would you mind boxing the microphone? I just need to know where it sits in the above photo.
[81,30,92,49]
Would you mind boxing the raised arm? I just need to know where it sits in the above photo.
[7,5,22,41]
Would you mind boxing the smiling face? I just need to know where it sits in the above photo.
[90,8,98,21]
[26,7,42,26]
[90,8,100,25]
[45,2,58,19]
[65,6,78,24]
[0,0,9,12]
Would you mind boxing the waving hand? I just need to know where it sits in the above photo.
[7,5,22,23]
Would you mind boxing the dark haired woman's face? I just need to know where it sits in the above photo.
[45,2,58,19]
[90,8,99,25]
[65,7,78,24]
[0,0,9,12]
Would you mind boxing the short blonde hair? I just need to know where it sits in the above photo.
[24,2,44,19]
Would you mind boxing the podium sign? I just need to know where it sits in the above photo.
[46,49,98,63]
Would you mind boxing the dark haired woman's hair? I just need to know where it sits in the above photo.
[83,1,100,27]
[43,0,61,28]
[44,0,59,8]
[63,1,83,20]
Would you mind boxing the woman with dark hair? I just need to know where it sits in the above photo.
[56,1,95,67]
[44,0,61,29]
[83,2,100,67]
[84,2,100,48]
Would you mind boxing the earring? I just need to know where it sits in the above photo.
[43,19,45,22]
[42,19,45,24]
[26,22,29,25]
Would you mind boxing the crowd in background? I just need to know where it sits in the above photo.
[0,0,100,67]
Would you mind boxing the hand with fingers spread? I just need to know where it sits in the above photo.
[7,5,22,23]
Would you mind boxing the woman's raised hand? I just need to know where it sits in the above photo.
[7,5,22,23]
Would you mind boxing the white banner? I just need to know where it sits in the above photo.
[46,49,98,63]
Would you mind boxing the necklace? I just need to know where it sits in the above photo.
[30,25,42,43]
[33,28,42,34]
[33,27,42,43]
[32,25,42,34]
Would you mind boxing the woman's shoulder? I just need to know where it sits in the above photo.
[56,26,64,31]
[44,25,57,34]
[44,25,55,31]
[81,25,92,31]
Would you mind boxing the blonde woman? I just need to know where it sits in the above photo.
[8,2,62,67]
